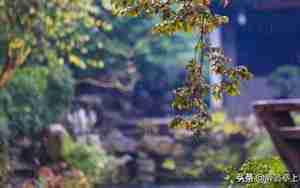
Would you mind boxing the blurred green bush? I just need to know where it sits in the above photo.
[223,157,291,188]
[0,65,74,138]
[59,131,115,185]
[268,65,300,99]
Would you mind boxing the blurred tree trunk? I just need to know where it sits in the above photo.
[0,46,30,88]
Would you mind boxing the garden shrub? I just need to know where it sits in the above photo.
[60,132,115,185]
[0,65,74,138]
[223,157,293,188]
[247,134,276,159]
[64,143,114,184]
[268,65,300,99]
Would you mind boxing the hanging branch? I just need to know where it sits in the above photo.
[200,13,206,65]
[111,0,253,134]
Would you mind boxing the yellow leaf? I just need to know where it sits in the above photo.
[162,159,176,170]
[69,54,86,69]
[9,38,24,49]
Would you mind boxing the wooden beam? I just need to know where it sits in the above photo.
[253,99,300,113]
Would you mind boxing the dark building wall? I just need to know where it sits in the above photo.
[236,9,300,76]
[222,7,300,117]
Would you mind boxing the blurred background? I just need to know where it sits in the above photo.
[1,0,300,188]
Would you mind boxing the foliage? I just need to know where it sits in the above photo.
[188,113,249,178]
[60,133,114,185]
[0,0,105,87]
[223,157,292,188]
[164,112,283,183]
[0,112,9,187]
[161,112,260,182]
[268,65,300,99]
[75,2,196,121]
[246,133,276,159]
[207,113,291,187]
[189,145,241,180]
[0,66,74,137]
[0,117,9,142]
[112,0,253,133]
[64,143,114,184]
[162,158,177,171]
[74,2,193,93]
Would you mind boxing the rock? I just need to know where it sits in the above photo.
[111,155,134,183]
[86,134,100,143]
[137,159,155,173]
[172,128,194,140]
[137,157,156,183]
[139,174,155,183]
[76,134,105,153]
[103,129,137,153]
[66,107,97,135]
[77,134,101,145]
[43,124,71,161]
[141,135,175,156]
[60,95,103,140]
[172,144,185,158]
[114,155,133,166]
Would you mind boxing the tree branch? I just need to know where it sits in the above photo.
[0,46,31,88]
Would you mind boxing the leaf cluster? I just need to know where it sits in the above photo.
[223,157,292,188]
[0,0,105,75]
[61,133,114,185]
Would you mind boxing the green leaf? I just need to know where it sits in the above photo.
[162,159,176,170]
